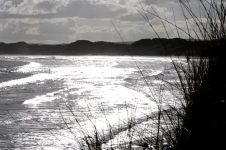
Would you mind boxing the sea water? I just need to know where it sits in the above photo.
[0,55,179,149]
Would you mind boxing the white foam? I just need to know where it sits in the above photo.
[0,73,54,88]
[149,69,163,76]
[23,88,68,105]
[72,84,158,134]
[16,62,44,73]
[23,93,60,105]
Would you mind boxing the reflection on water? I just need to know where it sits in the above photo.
[0,56,176,149]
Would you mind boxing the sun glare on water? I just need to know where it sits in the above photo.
[0,56,175,149]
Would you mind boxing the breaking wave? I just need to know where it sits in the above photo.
[16,62,46,73]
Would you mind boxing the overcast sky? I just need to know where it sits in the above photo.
[0,0,195,44]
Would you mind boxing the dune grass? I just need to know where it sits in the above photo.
[137,0,226,149]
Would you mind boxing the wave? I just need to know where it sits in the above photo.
[0,60,54,88]
[16,62,45,73]
[23,90,62,105]
[0,73,54,89]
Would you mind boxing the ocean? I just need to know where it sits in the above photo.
[0,55,178,149]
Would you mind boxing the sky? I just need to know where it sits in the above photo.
[0,0,197,44]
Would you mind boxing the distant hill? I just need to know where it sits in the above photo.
[0,38,209,56]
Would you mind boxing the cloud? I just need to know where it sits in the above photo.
[0,0,201,43]
[59,0,127,19]
[0,19,73,43]
[119,13,144,22]
[0,16,156,43]
[0,0,24,10]
[0,0,128,19]
[34,1,59,13]
[25,27,40,35]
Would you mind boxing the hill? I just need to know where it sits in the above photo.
[0,38,208,56]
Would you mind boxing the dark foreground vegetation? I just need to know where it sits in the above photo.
[173,40,226,150]
[141,0,226,150]
[0,38,217,56]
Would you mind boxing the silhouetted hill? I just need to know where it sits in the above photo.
[0,38,209,56]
